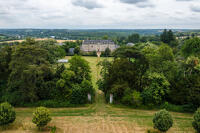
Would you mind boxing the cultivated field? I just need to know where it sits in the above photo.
[0,38,76,44]
[0,56,195,133]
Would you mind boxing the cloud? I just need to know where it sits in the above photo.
[176,0,194,1]
[0,8,9,15]
[72,0,103,9]
[190,4,200,12]
[120,0,147,4]
[119,0,154,8]
[136,2,154,8]
[0,0,200,28]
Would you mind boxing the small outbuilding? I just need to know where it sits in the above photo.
[127,43,135,46]
[58,59,68,63]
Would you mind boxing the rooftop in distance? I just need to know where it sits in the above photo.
[83,40,115,45]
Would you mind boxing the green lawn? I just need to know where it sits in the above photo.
[0,56,195,133]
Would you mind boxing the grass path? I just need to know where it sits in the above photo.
[1,56,195,133]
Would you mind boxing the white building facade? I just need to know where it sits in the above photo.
[81,40,119,52]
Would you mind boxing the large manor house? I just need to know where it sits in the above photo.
[81,40,119,52]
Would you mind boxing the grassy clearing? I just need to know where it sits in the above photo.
[1,56,195,133]
[65,56,113,89]
[4,93,194,133]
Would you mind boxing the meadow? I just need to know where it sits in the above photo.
[0,39,76,44]
[0,56,195,133]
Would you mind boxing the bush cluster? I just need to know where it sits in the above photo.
[32,107,52,130]
[0,102,54,131]
[0,102,16,126]
[153,109,173,132]
[192,108,200,133]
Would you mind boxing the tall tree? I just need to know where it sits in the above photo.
[99,46,149,102]
[7,44,53,104]
[160,29,176,46]
[104,47,111,57]
[102,35,109,40]
[68,55,91,83]
[182,37,200,58]
[74,46,80,55]
[128,34,140,43]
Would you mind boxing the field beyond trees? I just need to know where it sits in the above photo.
[0,57,195,133]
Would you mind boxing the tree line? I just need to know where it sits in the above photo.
[98,30,200,112]
[0,38,95,106]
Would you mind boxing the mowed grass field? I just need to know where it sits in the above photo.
[1,56,195,133]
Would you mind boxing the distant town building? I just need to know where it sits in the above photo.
[81,40,118,52]
[50,36,55,39]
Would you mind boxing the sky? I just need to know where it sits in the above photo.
[0,0,200,29]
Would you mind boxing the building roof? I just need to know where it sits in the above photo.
[83,40,115,45]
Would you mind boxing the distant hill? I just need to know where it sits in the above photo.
[0,29,198,40]
[0,34,18,42]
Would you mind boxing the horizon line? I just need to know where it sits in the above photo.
[0,28,200,30]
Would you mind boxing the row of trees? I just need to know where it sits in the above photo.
[115,29,179,46]
[0,38,94,106]
[98,31,200,112]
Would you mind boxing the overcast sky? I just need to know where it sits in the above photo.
[0,0,200,29]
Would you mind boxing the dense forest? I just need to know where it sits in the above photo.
[0,38,95,107]
[97,30,200,112]
[0,29,200,112]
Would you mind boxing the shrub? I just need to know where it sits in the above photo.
[182,104,196,113]
[0,102,16,126]
[80,80,95,96]
[153,109,173,132]
[122,94,133,105]
[144,73,170,105]
[141,88,154,105]
[192,108,200,132]
[111,82,129,103]
[31,100,71,108]
[160,102,183,112]
[160,102,195,113]
[49,126,56,133]
[132,90,142,107]
[122,88,134,105]
[70,80,95,104]
[70,84,88,104]
[32,107,51,130]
